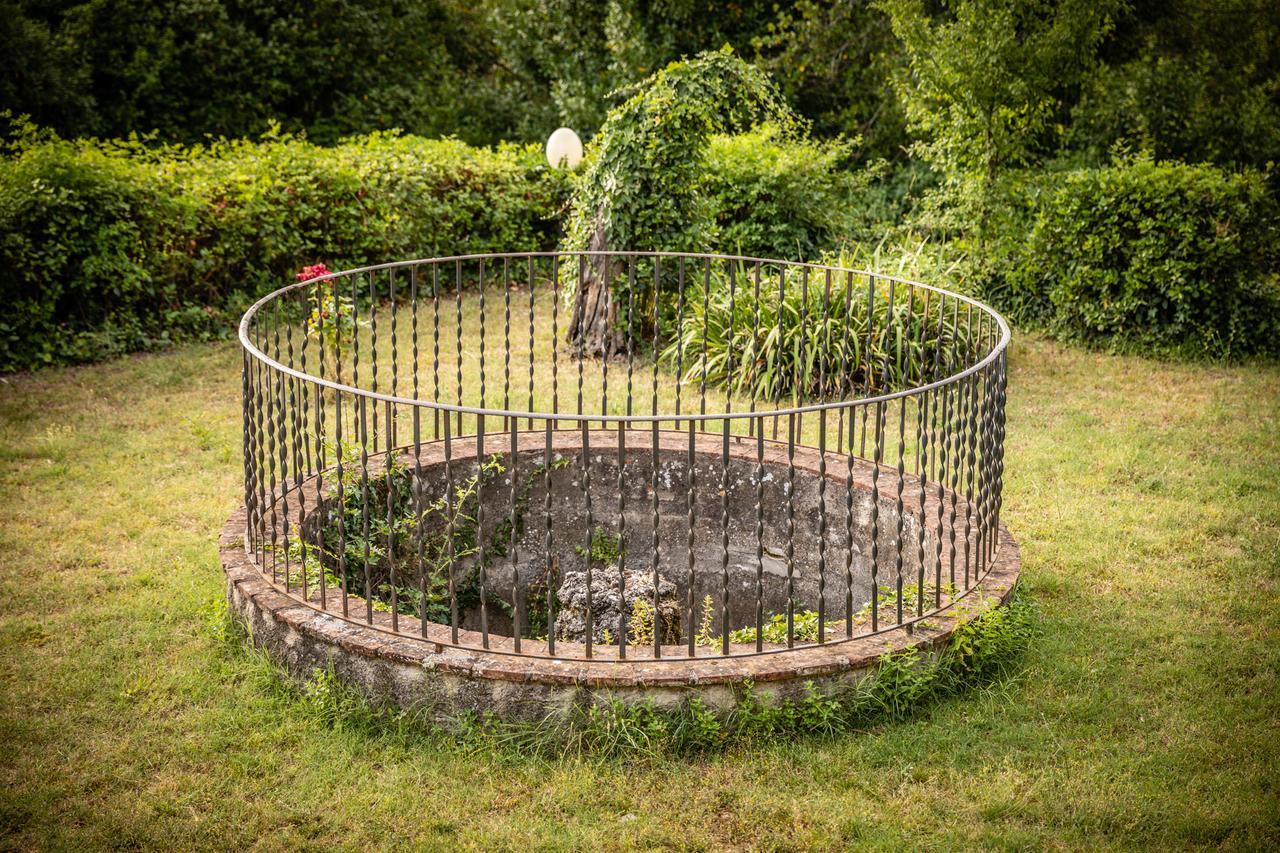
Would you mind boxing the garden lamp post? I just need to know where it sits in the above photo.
[545,127,583,169]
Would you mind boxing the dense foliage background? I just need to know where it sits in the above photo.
[6,0,1276,165]
[2,0,1277,369]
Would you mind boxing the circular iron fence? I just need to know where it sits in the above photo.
[237,252,1009,662]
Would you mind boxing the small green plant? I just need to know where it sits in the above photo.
[729,608,822,646]
[299,264,357,347]
[314,452,515,625]
[627,597,655,647]
[729,583,952,646]
[695,594,717,647]
[575,526,621,566]
[669,698,725,752]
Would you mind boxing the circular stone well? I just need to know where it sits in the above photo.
[222,434,1021,720]
[224,251,1018,721]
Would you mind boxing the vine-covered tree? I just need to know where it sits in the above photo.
[561,48,801,356]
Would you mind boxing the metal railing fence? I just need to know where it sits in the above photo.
[238,252,1009,661]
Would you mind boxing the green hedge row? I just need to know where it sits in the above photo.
[4,129,1277,371]
[0,131,570,370]
[1,127,868,372]
[994,159,1280,358]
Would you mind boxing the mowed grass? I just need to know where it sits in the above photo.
[1,326,1278,849]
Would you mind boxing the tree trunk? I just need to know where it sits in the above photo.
[567,211,628,358]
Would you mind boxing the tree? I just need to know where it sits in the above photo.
[486,0,797,137]
[1068,0,1280,169]
[877,0,1117,243]
[0,0,523,145]
[560,48,800,356]
[751,0,908,158]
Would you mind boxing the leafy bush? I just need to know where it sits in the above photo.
[1004,158,1280,358]
[0,133,201,367]
[702,126,870,260]
[0,128,569,370]
[1,0,535,146]
[561,48,800,262]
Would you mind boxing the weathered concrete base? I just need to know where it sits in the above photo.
[221,501,1020,722]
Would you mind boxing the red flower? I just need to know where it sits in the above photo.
[296,263,331,282]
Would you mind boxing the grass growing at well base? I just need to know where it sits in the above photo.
[1,330,1279,848]
[287,588,1034,762]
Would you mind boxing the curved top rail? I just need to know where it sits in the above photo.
[238,251,1010,424]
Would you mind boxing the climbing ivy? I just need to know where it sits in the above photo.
[561,47,804,354]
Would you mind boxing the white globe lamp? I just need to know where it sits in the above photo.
[545,127,583,170]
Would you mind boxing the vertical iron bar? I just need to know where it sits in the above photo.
[444,409,459,643]
[600,256,609,425]
[748,262,761,437]
[386,268,399,632]
[785,411,796,648]
[915,289,933,618]
[477,413,488,648]
[479,260,487,422]
[795,268,806,439]
[510,415,521,654]
[616,418,628,659]
[334,282,348,616]
[551,255,560,428]
[844,399,855,638]
[720,417,731,656]
[359,395,371,623]
[755,407,765,653]
[894,285,912,626]
[370,272,379,471]
[947,299,961,592]
[674,257,686,421]
[432,264,441,440]
[581,418,594,658]
[860,275,876,458]
[699,258,710,423]
[651,256,663,658]
[455,260,464,437]
[411,267,424,632]
[544,418,556,657]
[527,256,536,430]
[686,418,697,657]
[502,257,511,432]
[816,269,831,642]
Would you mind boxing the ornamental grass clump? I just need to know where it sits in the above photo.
[662,262,968,402]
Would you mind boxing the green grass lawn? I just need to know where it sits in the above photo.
[1,332,1278,849]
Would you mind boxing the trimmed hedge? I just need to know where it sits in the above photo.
[0,131,569,370]
[1003,159,1280,358]
[1,125,872,371]
[17,132,1270,370]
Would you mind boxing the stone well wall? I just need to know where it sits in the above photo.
[222,429,1020,721]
